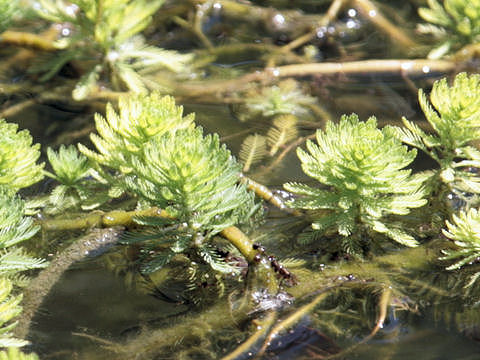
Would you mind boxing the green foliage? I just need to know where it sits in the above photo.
[0,348,38,360]
[80,94,259,273]
[0,278,26,348]
[46,145,90,186]
[0,188,46,275]
[79,93,194,174]
[0,119,44,192]
[44,145,109,212]
[244,79,316,118]
[441,208,480,273]
[390,73,480,198]
[0,188,46,347]
[418,0,480,58]
[0,0,17,32]
[34,0,193,99]
[128,126,257,235]
[0,188,38,250]
[285,114,427,254]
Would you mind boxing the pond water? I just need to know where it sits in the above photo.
[2,0,480,359]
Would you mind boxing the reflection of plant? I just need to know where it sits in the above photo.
[418,0,480,58]
[391,73,480,205]
[34,0,193,99]
[441,208,480,271]
[0,119,44,192]
[79,94,259,273]
[285,114,427,254]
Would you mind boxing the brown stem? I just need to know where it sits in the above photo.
[175,59,456,97]
[352,0,417,48]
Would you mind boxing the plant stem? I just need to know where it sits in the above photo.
[241,175,302,216]
[175,59,456,97]
[221,311,277,360]
[40,207,264,267]
[39,207,171,231]
[352,0,417,48]
[0,31,57,51]
[279,0,346,54]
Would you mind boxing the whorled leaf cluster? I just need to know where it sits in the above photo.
[34,0,193,99]
[391,73,480,201]
[419,0,480,58]
[0,118,46,351]
[79,93,259,273]
[285,114,427,253]
[79,93,194,174]
[43,145,110,213]
[0,119,44,192]
[0,189,46,348]
[441,208,480,272]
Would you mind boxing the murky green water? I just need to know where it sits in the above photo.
[2,0,480,359]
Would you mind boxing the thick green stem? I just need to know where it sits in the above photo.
[39,207,171,231]
[241,175,302,216]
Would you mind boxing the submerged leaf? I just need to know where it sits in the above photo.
[239,134,267,172]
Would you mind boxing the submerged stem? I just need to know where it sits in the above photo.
[14,227,123,339]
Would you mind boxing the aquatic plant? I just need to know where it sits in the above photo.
[78,93,194,174]
[239,134,267,172]
[33,0,193,99]
[267,114,298,156]
[43,145,109,212]
[0,119,44,192]
[0,188,47,347]
[441,208,480,278]
[391,72,480,205]
[79,93,259,273]
[418,0,480,58]
[0,278,26,348]
[0,117,48,349]
[0,347,38,360]
[0,0,17,32]
[284,114,427,254]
